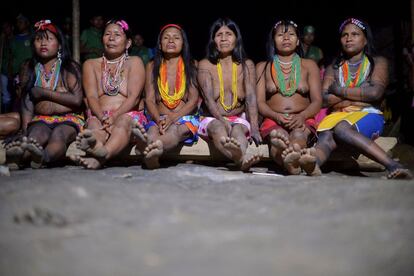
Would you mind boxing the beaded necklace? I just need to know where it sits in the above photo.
[339,55,370,88]
[34,59,61,90]
[271,54,301,97]
[157,57,186,109]
[217,60,238,112]
[101,54,126,96]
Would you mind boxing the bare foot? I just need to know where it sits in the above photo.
[25,137,44,169]
[75,130,107,158]
[5,138,26,170]
[75,129,95,151]
[143,140,163,169]
[220,136,243,163]
[131,121,148,154]
[240,153,263,172]
[270,130,289,151]
[70,155,103,169]
[281,143,301,175]
[387,167,413,180]
[299,147,321,176]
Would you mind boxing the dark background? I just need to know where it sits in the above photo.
[2,0,411,62]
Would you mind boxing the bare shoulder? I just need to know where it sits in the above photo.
[255,61,267,71]
[127,55,141,63]
[126,56,144,67]
[302,58,318,70]
[198,59,213,71]
[245,59,255,67]
[373,56,388,66]
[145,60,154,71]
[82,58,100,70]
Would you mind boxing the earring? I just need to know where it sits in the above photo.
[125,48,129,59]
[57,48,62,62]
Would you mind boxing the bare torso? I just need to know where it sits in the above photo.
[263,59,313,114]
[199,59,251,116]
[86,57,143,113]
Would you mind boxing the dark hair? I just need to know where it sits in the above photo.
[104,18,132,40]
[152,24,197,97]
[266,19,303,62]
[23,24,81,105]
[206,17,247,65]
[334,17,376,75]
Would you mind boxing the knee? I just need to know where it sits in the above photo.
[318,131,336,149]
[0,118,19,135]
[333,121,352,139]
[114,114,132,129]
[232,123,246,134]
[207,120,225,136]
[10,112,21,122]
[290,129,307,141]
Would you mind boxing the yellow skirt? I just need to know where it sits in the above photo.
[317,111,368,132]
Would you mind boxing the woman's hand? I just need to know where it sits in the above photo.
[286,113,306,130]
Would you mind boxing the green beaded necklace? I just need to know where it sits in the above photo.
[272,54,301,97]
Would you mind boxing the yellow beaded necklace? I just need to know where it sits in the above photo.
[157,57,186,109]
[217,60,238,112]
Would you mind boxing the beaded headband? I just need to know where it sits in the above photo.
[34,19,57,35]
[160,23,182,33]
[274,20,298,30]
[106,19,129,32]
[339,18,366,33]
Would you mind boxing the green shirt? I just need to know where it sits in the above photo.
[304,45,323,64]
[10,33,32,75]
[130,45,153,65]
[0,36,12,75]
[80,27,103,60]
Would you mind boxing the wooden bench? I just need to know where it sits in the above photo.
[0,137,397,172]
[64,136,397,171]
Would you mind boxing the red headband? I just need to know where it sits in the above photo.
[34,19,57,35]
[160,23,182,33]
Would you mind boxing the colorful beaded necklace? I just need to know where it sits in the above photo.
[217,60,238,112]
[157,57,186,109]
[339,55,370,88]
[101,54,126,96]
[271,54,301,97]
[34,59,61,90]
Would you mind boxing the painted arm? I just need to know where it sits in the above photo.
[244,60,262,145]
[30,62,83,108]
[329,57,389,103]
[144,62,162,125]
[83,60,105,121]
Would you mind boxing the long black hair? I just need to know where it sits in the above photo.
[257,19,303,84]
[23,21,81,96]
[265,19,303,62]
[333,17,376,75]
[151,24,197,96]
[206,17,247,65]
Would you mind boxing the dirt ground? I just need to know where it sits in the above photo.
[0,142,413,276]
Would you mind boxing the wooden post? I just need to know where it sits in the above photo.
[72,0,80,63]
[412,0,414,44]
[0,36,3,113]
